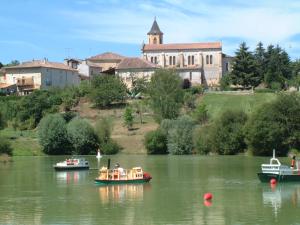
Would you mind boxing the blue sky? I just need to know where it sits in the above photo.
[0,0,299,64]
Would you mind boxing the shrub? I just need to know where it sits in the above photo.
[167,115,195,155]
[38,114,71,155]
[210,110,247,155]
[192,103,209,124]
[62,111,78,123]
[0,137,13,156]
[194,125,212,155]
[67,118,99,155]
[189,85,204,95]
[101,140,120,155]
[95,117,113,144]
[123,106,134,130]
[183,92,196,112]
[144,129,168,154]
[182,79,191,89]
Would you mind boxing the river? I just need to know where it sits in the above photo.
[0,155,300,225]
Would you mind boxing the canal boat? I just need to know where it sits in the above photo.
[53,158,89,171]
[257,150,300,182]
[94,159,152,185]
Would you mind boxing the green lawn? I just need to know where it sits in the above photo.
[202,93,277,119]
[0,128,44,156]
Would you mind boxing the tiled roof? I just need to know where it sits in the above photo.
[86,61,102,68]
[0,83,15,89]
[116,57,158,70]
[5,60,77,71]
[147,19,163,35]
[143,42,222,51]
[88,52,125,61]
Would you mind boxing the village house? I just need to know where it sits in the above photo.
[141,19,232,87]
[2,59,80,95]
[116,57,158,88]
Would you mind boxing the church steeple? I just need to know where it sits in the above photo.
[147,18,163,45]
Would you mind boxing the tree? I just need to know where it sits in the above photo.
[67,118,98,155]
[0,136,12,156]
[167,115,195,155]
[0,112,5,130]
[38,114,71,155]
[192,103,209,124]
[0,62,3,69]
[183,92,196,112]
[230,42,259,88]
[245,93,300,156]
[264,45,292,88]
[89,75,127,107]
[219,73,231,91]
[6,60,20,66]
[254,42,266,84]
[144,129,168,154]
[61,87,80,111]
[123,106,134,130]
[132,100,147,124]
[210,110,247,155]
[131,76,149,97]
[148,69,184,122]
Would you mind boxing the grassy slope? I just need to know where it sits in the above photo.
[3,93,276,156]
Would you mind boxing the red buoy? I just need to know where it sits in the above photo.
[203,192,213,201]
[204,200,212,207]
[270,178,277,185]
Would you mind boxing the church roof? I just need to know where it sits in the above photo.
[88,52,125,61]
[116,57,158,70]
[147,19,163,35]
[143,42,222,51]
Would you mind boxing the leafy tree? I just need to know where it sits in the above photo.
[101,140,120,155]
[67,118,98,155]
[167,115,195,155]
[123,106,134,130]
[194,125,212,155]
[245,93,300,156]
[0,62,3,69]
[132,100,147,124]
[6,60,20,66]
[61,87,80,111]
[144,129,168,154]
[89,74,127,107]
[131,76,149,96]
[210,110,247,155]
[230,42,259,88]
[148,69,184,122]
[38,114,71,155]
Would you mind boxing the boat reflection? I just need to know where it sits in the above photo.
[98,183,151,204]
[55,171,89,184]
[262,184,300,217]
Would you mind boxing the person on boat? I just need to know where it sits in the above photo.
[291,155,296,169]
[115,163,120,168]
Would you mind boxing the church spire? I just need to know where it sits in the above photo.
[147,18,163,44]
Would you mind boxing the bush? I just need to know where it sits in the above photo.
[62,111,78,123]
[183,92,196,112]
[245,93,300,156]
[144,129,168,154]
[123,106,134,130]
[167,115,195,155]
[101,140,120,155]
[182,79,191,89]
[189,85,204,95]
[0,137,13,156]
[220,74,231,91]
[38,114,71,155]
[67,118,99,155]
[192,103,209,124]
[95,117,113,144]
[194,125,212,155]
[210,110,247,155]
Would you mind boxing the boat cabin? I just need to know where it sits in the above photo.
[98,166,144,181]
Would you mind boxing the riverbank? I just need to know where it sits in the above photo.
[2,92,276,156]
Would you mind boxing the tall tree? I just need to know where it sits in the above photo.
[264,45,291,88]
[148,69,184,122]
[254,42,266,84]
[230,42,259,88]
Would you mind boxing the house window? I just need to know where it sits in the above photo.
[189,72,192,81]
[210,55,213,64]
[226,62,229,71]
[206,55,209,64]
[191,56,194,65]
[169,56,172,65]
[154,57,157,64]
[151,57,153,63]
[173,56,175,65]
[188,56,190,65]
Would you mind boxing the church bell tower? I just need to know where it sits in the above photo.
[147,18,163,45]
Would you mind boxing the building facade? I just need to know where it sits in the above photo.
[142,19,232,87]
[4,59,80,95]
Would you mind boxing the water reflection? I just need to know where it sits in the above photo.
[98,183,151,204]
[55,171,89,184]
[262,184,300,217]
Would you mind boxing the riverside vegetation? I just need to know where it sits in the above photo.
[0,42,299,157]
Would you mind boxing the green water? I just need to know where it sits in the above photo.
[0,155,300,225]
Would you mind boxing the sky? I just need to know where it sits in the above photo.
[0,0,299,64]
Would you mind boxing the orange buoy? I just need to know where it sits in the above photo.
[270,178,277,185]
[203,192,213,201]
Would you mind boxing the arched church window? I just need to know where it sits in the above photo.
[210,55,213,64]
[153,37,157,44]
[206,55,209,64]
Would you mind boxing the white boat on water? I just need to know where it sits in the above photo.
[53,158,89,171]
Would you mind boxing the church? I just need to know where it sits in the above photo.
[142,19,232,87]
